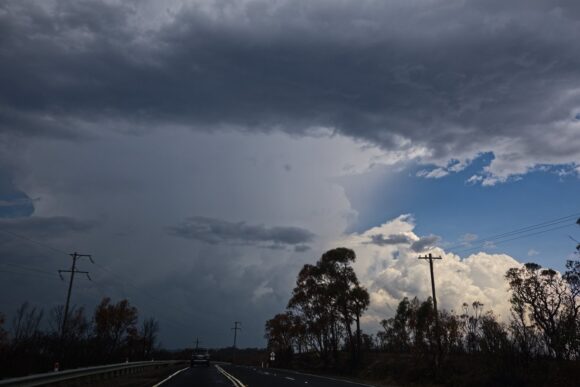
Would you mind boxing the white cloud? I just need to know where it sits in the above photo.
[528,248,539,256]
[330,216,521,330]
[416,168,449,179]
[460,233,478,246]
[467,175,483,185]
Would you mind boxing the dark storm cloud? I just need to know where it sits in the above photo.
[2,0,580,180]
[411,235,441,253]
[294,245,311,253]
[367,232,439,252]
[168,216,315,247]
[368,233,412,246]
[0,216,95,239]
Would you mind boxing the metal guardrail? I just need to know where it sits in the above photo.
[0,360,188,386]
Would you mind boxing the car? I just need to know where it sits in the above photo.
[190,349,210,367]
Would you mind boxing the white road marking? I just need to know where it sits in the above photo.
[215,364,246,387]
[151,366,188,387]
[264,367,376,386]
[285,376,296,381]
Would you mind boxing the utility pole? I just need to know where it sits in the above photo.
[418,253,442,364]
[195,337,201,350]
[58,252,92,363]
[231,321,241,363]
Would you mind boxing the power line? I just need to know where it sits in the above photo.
[77,267,195,333]
[452,223,576,255]
[0,268,61,280]
[445,212,580,253]
[0,227,205,324]
[92,262,205,321]
[0,261,61,277]
[0,228,202,337]
[479,213,579,241]
[0,228,69,255]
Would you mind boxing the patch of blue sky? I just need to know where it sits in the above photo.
[340,155,580,272]
[0,192,35,219]
[0,169,35,219]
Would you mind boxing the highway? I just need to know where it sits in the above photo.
[157,363,376,387]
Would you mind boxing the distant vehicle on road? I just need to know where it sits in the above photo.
[190,349,210,367]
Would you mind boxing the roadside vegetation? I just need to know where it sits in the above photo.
[265,247,580,386]
[0,297,161,378]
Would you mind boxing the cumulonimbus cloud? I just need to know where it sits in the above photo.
[333,215,523,328]
[1,0,580,183]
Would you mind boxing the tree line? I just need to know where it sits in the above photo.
[0,297,160,378]
[265,247,580,385]
[374,259,580,361]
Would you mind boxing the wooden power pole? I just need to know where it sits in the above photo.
[418,253,442,363]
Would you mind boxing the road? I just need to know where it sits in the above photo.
[157,363,376,387]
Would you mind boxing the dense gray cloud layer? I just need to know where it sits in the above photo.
[168,216,315,248]
[0,0,577,348]
[0,216,95,238]
[1,0,580,182]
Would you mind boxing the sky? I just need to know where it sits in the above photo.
[0,0,579,349]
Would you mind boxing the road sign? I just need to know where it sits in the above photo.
[270,351,275,361]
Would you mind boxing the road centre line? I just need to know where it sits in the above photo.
[215,364,246,387]
[265,367,376,387]
[152,367,189,387]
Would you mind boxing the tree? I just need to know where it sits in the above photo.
[49,305,90,342]
[93,297,138,360]
[461,301,484,353]
[381,297,412,352]
[506,263,578,360]
[286,247,369,367]
[478,312,509,355]
[140,317,159,359]
[0,313,7,351]
[265,312,299,364]
[563,259,580,357]
[287,263,334,363]
[11,302,43,346]
[265,312,296,352]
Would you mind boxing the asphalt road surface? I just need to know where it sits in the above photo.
[157,363,376,387]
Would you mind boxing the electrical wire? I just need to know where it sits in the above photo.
[0,228,202,332]
[451,222,576,255]
[92,262,204,322]
[444,212,580,253]
[0,268,60,280]
[0,261,60,277]
[0,227,69,255]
